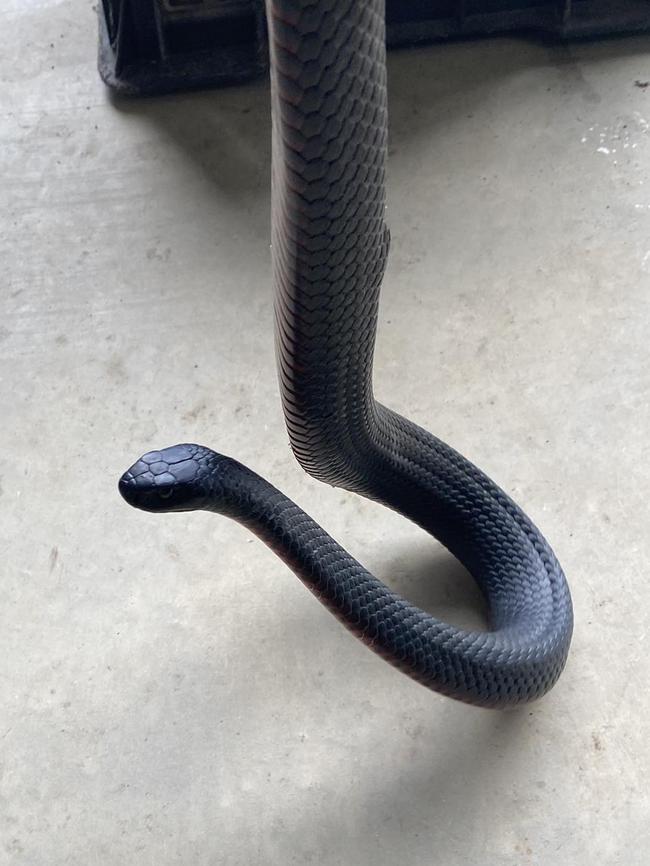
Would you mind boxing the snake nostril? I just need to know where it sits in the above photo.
[118,471,139,506]
[118,472,135,491]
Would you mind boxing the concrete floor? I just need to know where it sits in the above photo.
[2,3,650,863]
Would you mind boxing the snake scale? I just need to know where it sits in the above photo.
[120,0,573,707]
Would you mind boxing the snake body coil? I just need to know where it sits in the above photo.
[120,0,573,707]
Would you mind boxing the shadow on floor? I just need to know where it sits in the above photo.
[379,540,488,631]
[107,32,650,201]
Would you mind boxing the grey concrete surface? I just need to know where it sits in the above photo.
[2,3,650,864]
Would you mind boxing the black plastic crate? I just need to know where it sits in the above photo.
[99,0,650,96]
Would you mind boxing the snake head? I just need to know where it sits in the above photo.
[119,444,215,513]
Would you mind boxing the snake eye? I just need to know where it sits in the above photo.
[154,471,177,499]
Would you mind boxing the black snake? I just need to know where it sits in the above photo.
[120,0,573,707]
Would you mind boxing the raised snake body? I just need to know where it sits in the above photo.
[120,0,573,707]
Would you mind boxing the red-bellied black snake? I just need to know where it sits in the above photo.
[120,0,573,707]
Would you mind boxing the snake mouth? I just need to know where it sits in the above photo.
[118,465,163,511]
[118,465,198,513]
